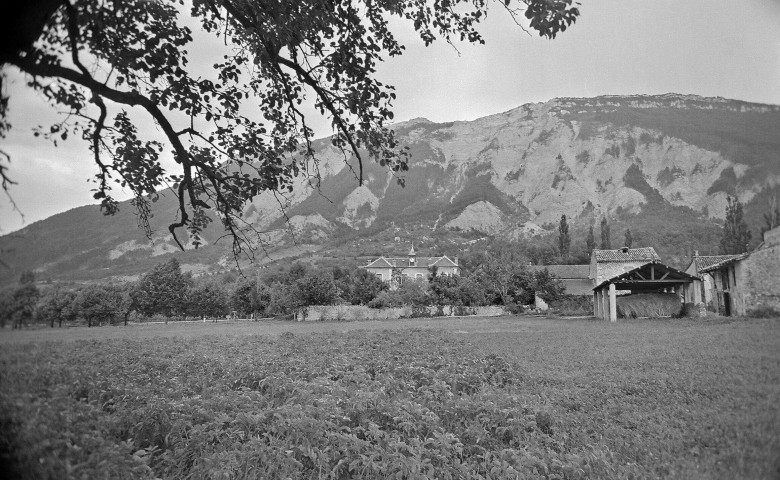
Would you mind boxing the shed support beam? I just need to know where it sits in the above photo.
[609,283,617,323]
[593,291,599,317]
[602,288,609,321]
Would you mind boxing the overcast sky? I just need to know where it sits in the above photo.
[1,0,779,234]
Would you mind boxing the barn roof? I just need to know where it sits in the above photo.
[688,254,744,272]
[594,247,660,263]
[698,253,749,274]
[364,256,459,269]
[594,261,697,291]
[526,264,590,279]
[364,257,393,268]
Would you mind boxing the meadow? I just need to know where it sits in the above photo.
[1,316,778,479]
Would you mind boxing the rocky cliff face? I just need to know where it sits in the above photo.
[2,94,779,283]
[253,93,780,236]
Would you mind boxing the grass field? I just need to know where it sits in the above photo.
[1,315,779,479]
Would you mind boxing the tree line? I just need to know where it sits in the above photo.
[0,248,567,328]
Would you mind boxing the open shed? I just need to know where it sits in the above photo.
[593,261,698,321]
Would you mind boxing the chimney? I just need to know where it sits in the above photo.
[621,247,629,253]
[694,250,699,257]
[454,256,459,265]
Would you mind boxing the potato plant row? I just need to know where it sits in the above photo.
[0,330,637,479]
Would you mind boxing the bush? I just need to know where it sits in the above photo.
[367,291,403,309]
[746,306,780,319]
[549,295,593,316]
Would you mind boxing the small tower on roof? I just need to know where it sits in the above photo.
[408,243,416,266]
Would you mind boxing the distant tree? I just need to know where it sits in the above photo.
[135,258,190,318]
[19,271,35,285]
[586,225,596,256]
[72,284,122,327]
[428,274,462,307]
[526,242,558,265]
[296,271,339,306]
[286,262,309,284]
[0,289,12,327]
[231,278,271,318]
[266,282,302,317]
[558,214,571,258]
[390,266,406,290]
[600,217,611,250]
[624,228,633,248]
[474,251,530,306]
[396,279,429,307]
[346,269,388,305]
[720,195,752,254]
[8,283,40,328]
[186,282,230,319]
[117,283,139,326]
[761,194,780,240]
[35,286,76,328]
[530,270,566,303]
[456,276,489,307]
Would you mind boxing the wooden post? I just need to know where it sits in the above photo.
[609,283,617,322]
[593,291,599,317]
[602,288,609,321]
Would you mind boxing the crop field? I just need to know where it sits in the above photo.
[1,316,779,479]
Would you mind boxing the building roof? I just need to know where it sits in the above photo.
[594,261,697,290]
[698,253,749,274]
[689,254,744,272]
[364,256,458,269]
[526,264,590,279]
[593,247,661,263]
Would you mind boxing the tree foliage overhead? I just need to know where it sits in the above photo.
[0,0,579,257]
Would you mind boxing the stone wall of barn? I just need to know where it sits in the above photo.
[741,227,780,315]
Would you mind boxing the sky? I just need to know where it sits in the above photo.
[1,0,779,234]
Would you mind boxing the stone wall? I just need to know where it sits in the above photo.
[295,305,506,322]
[594,261,647,286]
[741,239,780,315]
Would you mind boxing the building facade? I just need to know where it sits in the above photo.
[363,245,459,283]
[697,225,780,316]
[590,246,661,287]
[683,253,742,306]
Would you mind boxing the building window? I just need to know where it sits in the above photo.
[415,273,423,279]
[410,258,416,266]
[376,273,383,281]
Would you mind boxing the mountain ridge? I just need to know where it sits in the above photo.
[2,93,779,285]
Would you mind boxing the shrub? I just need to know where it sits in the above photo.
[746,306,780,318]
[549,295,593,316]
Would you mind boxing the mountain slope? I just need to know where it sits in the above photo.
[2,93,779,285]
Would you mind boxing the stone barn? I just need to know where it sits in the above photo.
[684,253,743,307]
[527,264,591,296]
[590,246,662,287]
[590,247,697,321]
[697,225,780,317]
